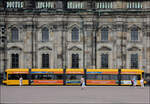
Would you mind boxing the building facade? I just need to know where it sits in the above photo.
[0,0,150,78]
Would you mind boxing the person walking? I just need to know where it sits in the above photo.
[140,78,144,88]
[19,76,23,86]
[81,77,86,90]
[133,76,137,88]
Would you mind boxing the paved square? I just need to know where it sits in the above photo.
[0,86,149,103]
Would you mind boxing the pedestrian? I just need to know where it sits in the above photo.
[131,80,134,86]
[133,77,137,87]
[81,77,86,90]
[19,76,23,86]
[140,78,144,88]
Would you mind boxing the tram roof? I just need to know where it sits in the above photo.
[31,68,63,72]
[6,68,29,72]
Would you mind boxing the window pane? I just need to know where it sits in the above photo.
[8,74,28,80]
[66,75,82,80]
[86,75,97,80]
[101,28,108,41]
[31,74,63,80]
[72,27,79,41]
[72,54,79,68]
[42,54,49,68]
[12,54,19,68]
[121,75,140,80]
[131,54,138,68]
[101,54,108,68]
[131,28,138,41]
[102,75,110,80]
[42,28,49,41]
[11,28,18,41]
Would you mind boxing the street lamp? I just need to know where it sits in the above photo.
[0,25,7,80]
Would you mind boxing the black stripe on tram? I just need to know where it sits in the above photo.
[118,69,121,86]
[63,68,66,86]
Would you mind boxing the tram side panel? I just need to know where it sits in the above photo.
[65,69,84,85]
[120,69,143,86]
[86,69,119,86]
[3,69,29,85]
[30,69,64,85]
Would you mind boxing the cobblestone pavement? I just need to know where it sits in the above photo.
[0,85,149,104]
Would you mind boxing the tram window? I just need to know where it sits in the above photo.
[66,75,82,80]
[110,75,118,80]
[8,74,28,80]
[31,74,63,80]
[130,75,140,80]
[97,75,103,80]
[121,75,140,80]
[102,75,110,80]
[55,75,63,80]
[121,75,130,80]
[86,75,97,80]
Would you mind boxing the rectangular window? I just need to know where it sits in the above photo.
[8,74,28,80]
[11,54,19,68]
[86,75,118,80]
[37,2,54,9]
[66,75,82,80]
[6,1,24,8]
[127,2,142,9]
[42,54,49,68]
[31,74,63,80]
[96,2,112,9]
[121,75,140,80]
[72,54,79,68]
[131,54,138,69]
[101,54,108,68]
[67,1,84,9]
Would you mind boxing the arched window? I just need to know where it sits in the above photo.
[101,53,108,68]
[11,27,18,41]
[11,54,19,68]
[42,27,49,42]
[101,28,108,41]
[72,27,79,41]
[72,54,79,68]
[131,28,138,41]
[42,54,49,68]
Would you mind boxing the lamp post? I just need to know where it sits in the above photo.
[1,25,7,80]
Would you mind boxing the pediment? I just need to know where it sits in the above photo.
[68,46,82,51]
[39,46,52,51]
[8,46,22,50]
[128,47,141,51]
[98,47,111,51]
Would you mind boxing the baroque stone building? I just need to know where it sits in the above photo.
[0,0,150,78]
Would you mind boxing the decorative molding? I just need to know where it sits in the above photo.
[68,46,82,51]
[98,46,111,51]
[39,46,52,51]
[8,46,22,50]
[128,47,141,51]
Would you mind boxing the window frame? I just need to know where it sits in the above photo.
[71,27,79,41]
[101,53,109,68]
[71,54,79,68]
[11,27,19,42]
[101,28,108,41]
[42,27,49,42]
[131,53,138,69]
[11,53,19,68]
[42,54,50,68]
[131,28,138,41]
